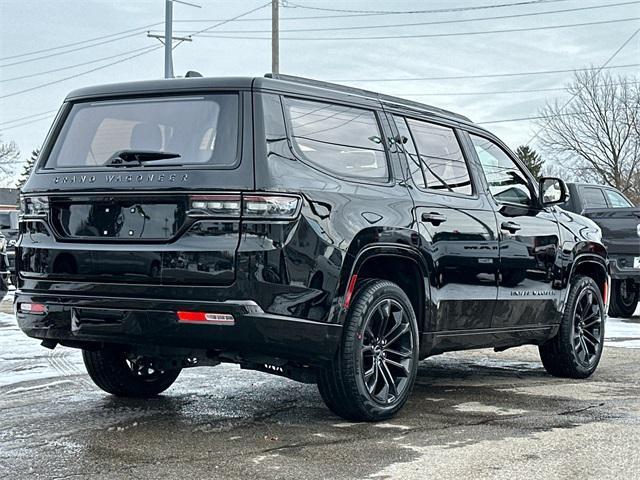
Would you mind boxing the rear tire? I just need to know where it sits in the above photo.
[608,279,638,318]
[82,348,181,397]
[317,279,419,421]
[539,275,605,379]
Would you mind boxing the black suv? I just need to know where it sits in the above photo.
[16,75,608,421]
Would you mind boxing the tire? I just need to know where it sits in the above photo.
[608,279,639,318]
[539,275,605,379]
[82,348,181,397]
[317,279,419,421]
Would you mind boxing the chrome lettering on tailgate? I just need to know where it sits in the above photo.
[53,172,189,185]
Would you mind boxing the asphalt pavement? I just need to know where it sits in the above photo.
[1,289,639,480]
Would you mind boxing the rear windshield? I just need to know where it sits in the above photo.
[44,94,239,169]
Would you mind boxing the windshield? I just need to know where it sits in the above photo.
[45,94,239,169]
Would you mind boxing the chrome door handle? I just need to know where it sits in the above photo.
[422,212,447,226]
[501,221,522,233]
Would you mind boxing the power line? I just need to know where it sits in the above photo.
[186,2,271,38]
[174,0,575,22]
[168,1,639,34]
[283,0,570,15]
[394,81,640,97]
[0,114,57,132]
[0,45,163,100]
[0,45,157,83]
[0,109,59,127]
[0,22,163,62]
[477,112,581,124]
[0,31,151,68]
[331,63,640,83]
[190,17,640,40]
[526,26,640,144]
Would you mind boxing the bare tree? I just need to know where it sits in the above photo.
[536,69,640,204]
[0,136,20,188]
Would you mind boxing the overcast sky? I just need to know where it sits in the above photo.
[1,0,639,179]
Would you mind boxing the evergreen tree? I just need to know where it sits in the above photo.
[16,148,40,190]
[516,145,543,178]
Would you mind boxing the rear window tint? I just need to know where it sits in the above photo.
[284,97,388,180]
[45,94,239,169]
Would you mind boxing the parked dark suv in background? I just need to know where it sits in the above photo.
[561,183,639,317]
[16,75,608,421]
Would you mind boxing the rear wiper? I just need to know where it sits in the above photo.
[106,150,182,167]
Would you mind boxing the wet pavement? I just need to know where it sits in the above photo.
[1,289,639,480]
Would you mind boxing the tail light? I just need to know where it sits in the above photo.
[189,193,300,219]
[243,194,299,219]
[190,195,241,217]
[19,303,48,315]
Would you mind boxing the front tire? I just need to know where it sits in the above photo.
[539,275,605,378]
[608,279,638,318]
[82,348,181,397]
[318,279,419,421]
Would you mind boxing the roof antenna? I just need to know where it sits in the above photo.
[185,71,203,78]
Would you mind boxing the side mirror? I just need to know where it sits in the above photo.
[539,176,569,207]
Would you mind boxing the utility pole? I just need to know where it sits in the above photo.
[148,0,200,78]
[164,0,174,78]
[272,0,279,74]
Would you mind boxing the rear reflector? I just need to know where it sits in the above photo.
[19,303,47,314]
[177,311,235,325]
[344,274,358,309]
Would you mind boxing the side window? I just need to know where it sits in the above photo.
[470,134,532,206]
[582,187,609,208]
[406,119,472,195]
[392,115,425,189]
[604,189,632,208]
[284,97,388,180]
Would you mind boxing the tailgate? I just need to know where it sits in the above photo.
[582,207,640,256]
[20,193,242,286]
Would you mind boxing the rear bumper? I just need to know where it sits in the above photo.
[609,255,640,281]
[14,292,342,365]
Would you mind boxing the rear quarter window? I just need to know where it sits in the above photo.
[44,94,240,169]
[283,97,388,181]
[581,187,608,208]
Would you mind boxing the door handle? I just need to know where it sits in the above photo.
[501,221,522,233]
[422,212,447,226]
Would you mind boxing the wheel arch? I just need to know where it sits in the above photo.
[338,244,430,339]
[567,253,609,310]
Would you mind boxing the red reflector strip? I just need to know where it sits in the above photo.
[177,311,235,325]
[20,303,47,314]
[603,281,608,305]
[344,274,358,309]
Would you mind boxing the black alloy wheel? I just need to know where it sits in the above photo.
[572,288,603,367]
[360,298,414,405]
[539,275,605,378]
[317,279,419,421]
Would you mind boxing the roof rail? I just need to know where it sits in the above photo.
[263,73,472,124]
[264,73,380,98]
